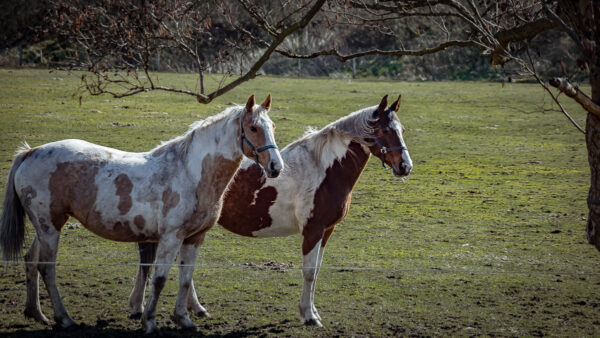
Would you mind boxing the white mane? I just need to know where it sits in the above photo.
[150,105,244,158]
[286,105,377,168]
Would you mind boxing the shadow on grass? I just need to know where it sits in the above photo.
[2,320,292,337]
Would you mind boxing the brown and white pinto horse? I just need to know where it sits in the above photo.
[132,95,412,326]
[0,94,283,333]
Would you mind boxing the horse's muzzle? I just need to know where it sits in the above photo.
[393,163,412,177]
[266,159,282,178]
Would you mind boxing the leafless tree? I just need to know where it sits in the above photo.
[50,0,326,103]
[266,0,600,251]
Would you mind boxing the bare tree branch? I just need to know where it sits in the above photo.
[542,3,583,49]
[275,39,482,61]
[495,17,558,48]
[550,77,600,117]
[52,0,326,104]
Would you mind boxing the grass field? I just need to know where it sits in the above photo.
[0,69,598,337]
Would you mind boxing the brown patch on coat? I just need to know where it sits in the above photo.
[321,193,351,247]
[161,187,180,217]
[86,219,155,242]
[302,142,369,255]
[38,217,50,233]
[49,161,155,241]
[114,174,133,215]
[49,161,101,231]
[134,215,146,230]
[177,154,242,241]
[20,186,37,208]
[218,164,277,236]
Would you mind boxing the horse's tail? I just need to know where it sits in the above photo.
[1,143,33,262]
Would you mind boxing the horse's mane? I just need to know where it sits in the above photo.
[150,105,244,158]
[286,106,376,167]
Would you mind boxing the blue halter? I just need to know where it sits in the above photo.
[240,123,278,166]
[374,137,406,169]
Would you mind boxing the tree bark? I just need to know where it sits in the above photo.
[585,62,600,250]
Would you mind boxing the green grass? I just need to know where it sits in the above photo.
[0,69,598,337]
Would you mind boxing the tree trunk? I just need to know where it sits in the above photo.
[586,62,600,250]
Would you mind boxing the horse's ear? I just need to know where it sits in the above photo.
[261,93,272,110]
[389,94,401,113]
[245,94,256,113]
[373,94,388,118]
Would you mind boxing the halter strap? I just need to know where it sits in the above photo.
[374,138,406,169]
[240,118,278,166]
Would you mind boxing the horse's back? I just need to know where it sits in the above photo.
[12,139,159,239]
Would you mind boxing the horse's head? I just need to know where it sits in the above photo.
[240,94,284,178]
[366,94,413,177]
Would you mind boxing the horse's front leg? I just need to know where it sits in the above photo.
[187,279,210,317]
[171,242,202,330]
[129,242,157,319]
[184,231,210,318]
[311,244,326,322]
[141,235,182,334]
[299,238,323,327]
[310,224,336,322]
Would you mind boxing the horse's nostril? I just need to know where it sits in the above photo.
[270,161,276,171]
[271,169,280,177]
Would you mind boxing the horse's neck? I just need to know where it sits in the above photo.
[326,141,370,187]
[184,113,243,184]
[302,137,370,192]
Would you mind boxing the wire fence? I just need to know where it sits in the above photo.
[1,260,598,276]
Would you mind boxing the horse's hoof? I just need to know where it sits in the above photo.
[54,316,77,329]
[129,312,142,320]
[304,318,323,327]
[188,303,210,318]
[171,314,197,330]
[191,309,210,318]
[143,320,158,335]
[312,307,321,321]
[24,308,50,325]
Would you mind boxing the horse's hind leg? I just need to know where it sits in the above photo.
[23,235,50,325]
[36,225,76,328]
[129,242,157,319]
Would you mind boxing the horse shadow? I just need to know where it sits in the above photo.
[2,320,290,338]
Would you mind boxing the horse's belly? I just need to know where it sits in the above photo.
[218,207,298,238]
[72,211,159,243]
[250,219,299,237]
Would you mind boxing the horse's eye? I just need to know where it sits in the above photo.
[250,126,258,132]
[383,128,390,134]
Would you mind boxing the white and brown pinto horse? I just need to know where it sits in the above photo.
[0,94,283,333]
[133,94,412,326]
